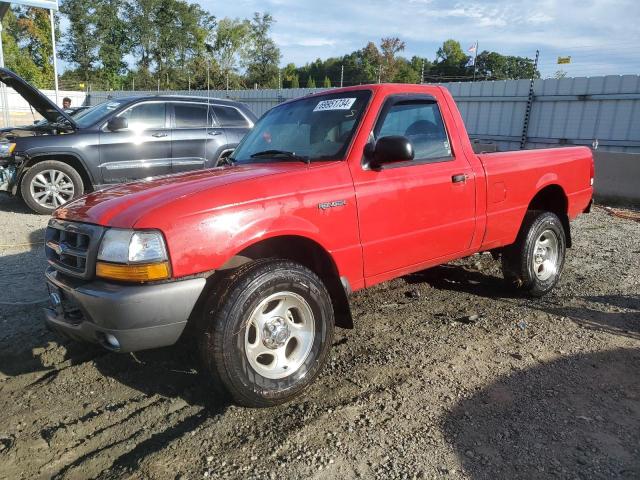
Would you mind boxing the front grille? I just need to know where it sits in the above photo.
[45,219,104,279]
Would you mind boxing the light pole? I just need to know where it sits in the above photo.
[0,3,11,127]
[49,8,58,104]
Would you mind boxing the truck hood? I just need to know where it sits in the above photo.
[55,163,312,227]
[0,67,76,127]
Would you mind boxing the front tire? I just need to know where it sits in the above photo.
[20,160,84,214]
[198,260,335,407]
[501,210,566,297]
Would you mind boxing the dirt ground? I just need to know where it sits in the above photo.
[0,194,638,480]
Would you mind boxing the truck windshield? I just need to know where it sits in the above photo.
[232,90,371,163]
[74,100,124,128]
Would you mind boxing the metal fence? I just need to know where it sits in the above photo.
[87,75,640,154]
[0,88,87,128]
[441,75,640,153]
[86,88,323,118]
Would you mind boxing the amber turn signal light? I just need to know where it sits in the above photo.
[96,261,170,282]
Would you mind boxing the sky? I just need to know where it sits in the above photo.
[202,0,640,78]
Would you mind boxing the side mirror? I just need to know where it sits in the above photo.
[366,135,414,169]
[107,117,128,132]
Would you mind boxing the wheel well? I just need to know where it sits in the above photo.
[219,236,353,329]
[528,184,571,247]
[25,155,93,193]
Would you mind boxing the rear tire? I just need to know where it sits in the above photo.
[198,260,335,407]
[20,160,84,214]
[501,210,566,297]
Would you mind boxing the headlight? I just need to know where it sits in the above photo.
[96,229,170,282]
[0,143,16,158]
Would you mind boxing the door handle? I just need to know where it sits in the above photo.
[152,132,168,138]
[208,130,222,136]
[452,173,468,183]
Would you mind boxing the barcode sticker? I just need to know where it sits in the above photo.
[313,98,356,112]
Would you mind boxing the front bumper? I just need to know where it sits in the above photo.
[44,267,206,353]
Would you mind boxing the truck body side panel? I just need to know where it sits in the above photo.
[55,83,594,296]
[131,162,365,289]
[478,146,593,250]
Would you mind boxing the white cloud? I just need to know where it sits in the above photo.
[272,33,336,48]
[201,0,640,76]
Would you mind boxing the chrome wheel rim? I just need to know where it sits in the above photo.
[244,291,315,380]
[532,229,559,281]
[30,169,75,209]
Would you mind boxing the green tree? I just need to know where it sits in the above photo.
[214,17,250,80]
[281,63,299,88]
[431,39,470,80]
[126,0,156,73]
[152,0,215,89]
[322,75,331,88]
[306,76,316,88]
[243,12,281,88]
[125,0,216,90]
[94,0,130,89]
[9,6,57,88]
[0,8,43,85]
[393,57,421,83]
[405,56,432,83]
[358,41,382,82]
[475,50,539,80]
[59,0,98,83]
[380,37,405,82]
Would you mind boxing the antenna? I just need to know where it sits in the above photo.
[206,60,212,166]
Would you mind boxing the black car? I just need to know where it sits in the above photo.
[0,68,256,214]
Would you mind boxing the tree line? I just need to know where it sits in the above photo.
[286,39,539,89]
[0,0,539,92]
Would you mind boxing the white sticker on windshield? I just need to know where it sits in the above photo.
[313,98,356,112]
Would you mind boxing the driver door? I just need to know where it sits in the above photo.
[350,96,477,280]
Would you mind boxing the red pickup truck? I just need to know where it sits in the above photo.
[44,84,594,407]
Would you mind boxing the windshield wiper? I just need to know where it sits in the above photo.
[250,149,310,164]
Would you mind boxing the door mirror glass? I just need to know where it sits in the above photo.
[107,116,128,132]
[368,135,414,169]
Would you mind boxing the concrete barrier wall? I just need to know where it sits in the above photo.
[593,151,640,207]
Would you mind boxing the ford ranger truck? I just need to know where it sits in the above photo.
[44,84,594,407]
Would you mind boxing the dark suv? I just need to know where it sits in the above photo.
[0,68,256,214]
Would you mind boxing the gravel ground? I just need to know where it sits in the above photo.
[0,194,638,480]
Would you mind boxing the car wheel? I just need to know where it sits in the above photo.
[20,160,84,214]
[198,259,335,407]
[501,210,566,297]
